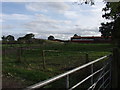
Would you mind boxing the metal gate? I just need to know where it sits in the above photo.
[26,55,112,90]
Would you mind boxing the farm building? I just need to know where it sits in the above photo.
[71,36,112,43]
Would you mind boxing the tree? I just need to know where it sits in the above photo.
[1,36,7,41]
[1,35,15,44]
[24,33,35,43]
[48,35,55,40]
[24,33,34,40]
[6,35,15,42]
[74,34,78,37]
[99,22,113,38]
[99,2,120,46]
[17,33,35,44]
[74,0,94,5]
[17,37,26,44]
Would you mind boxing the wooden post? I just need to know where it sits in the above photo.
[42,50,46,69]
[17,47,22,63]
[90,63,94,86]
[109,55,112,89]
[85,53,89,63]
[21,47,23,57]
[112,48,119,88]
[3,47,6,59]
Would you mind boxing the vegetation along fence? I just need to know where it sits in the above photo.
[26,55,112,90]
[3,47,106,71]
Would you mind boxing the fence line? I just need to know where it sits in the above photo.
[26,55,111,90]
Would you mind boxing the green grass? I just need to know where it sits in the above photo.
[2,42,113,87]
[3,67,50,82]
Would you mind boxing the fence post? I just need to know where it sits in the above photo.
[112,48,119,88]
[85,53,89,63]
[102,59,106,90]
[109,55,112,89]
[42,50,46,69]
[17,47,22,63]
[66,75,69,89]
[85,53,93,85]
[91,64,93,85]
[3,47,6,59]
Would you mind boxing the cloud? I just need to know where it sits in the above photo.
[2,2,104,40]
[2,31,27,40]
[64,11,79,19]
[2,0,77,2]
[4,0,115,3]
[2,25,14,29]
[1,13,33,37]
[0,14,4,22]
[64,11,103,29]
[23,13,101,39]
[72,27,101,36]
[22,13,75,39]
[2,13,33,21]
[24,14,72,33]
[26,2,70,13]
[0,19,3,22]
[64,2,105,30]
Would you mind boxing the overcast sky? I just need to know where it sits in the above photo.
[1,0,106,40]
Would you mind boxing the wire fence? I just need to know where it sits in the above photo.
[2,47,109,71]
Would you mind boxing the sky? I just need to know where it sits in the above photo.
[1,0,106,40]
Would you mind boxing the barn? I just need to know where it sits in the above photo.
[71,36,111,43]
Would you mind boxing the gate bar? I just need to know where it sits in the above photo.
[26,55,108,90]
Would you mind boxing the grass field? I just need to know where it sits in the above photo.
[2,42,113,88]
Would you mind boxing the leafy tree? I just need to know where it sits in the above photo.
[74,34,78,37]
[1,36,7,41]
[48,35,55,40]
[24,33,35,43]
[99,22,113,38]
[6,35,15,42]
[17,33,35,44]
[24,33,34,40]
[99,2,120,46]
[17,37,26,44]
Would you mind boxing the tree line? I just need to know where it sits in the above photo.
[1,33,55,44]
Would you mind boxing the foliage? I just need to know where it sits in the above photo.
[17,33,35,44]
[24,33,34,40]
[1,35,15,42]
[1,35,15,44]
[6,35,15,42]
[74,0,94,5]
[99,22,113,38]
[1,36,7,41]
[74,34,78,37]
[16,33,45,44]
[48,35,55,40]
[99,2,120,46]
